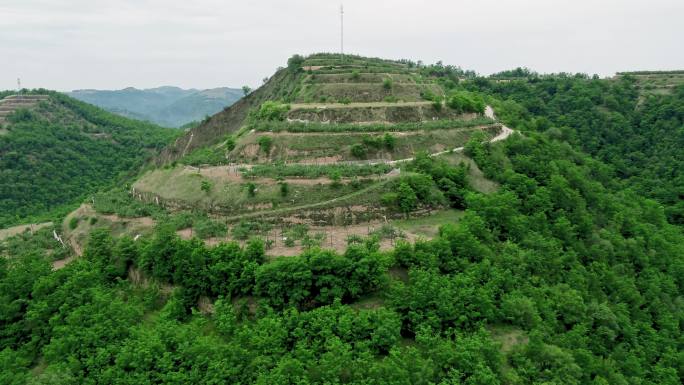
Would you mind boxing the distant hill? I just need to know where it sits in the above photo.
[0,90,178,227]
[67,86,244,128]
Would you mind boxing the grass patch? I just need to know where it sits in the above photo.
[392,209,464,237]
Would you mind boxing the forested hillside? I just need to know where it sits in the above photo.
[2,127,682,384]
[466,73,684,225]
[1,57,683,384]
[0,91,178,227]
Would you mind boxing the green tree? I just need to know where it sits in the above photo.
[397,182,417,215]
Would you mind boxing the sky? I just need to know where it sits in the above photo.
[1,0,682,91]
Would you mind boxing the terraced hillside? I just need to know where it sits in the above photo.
[0,94,48,127]
[616,70,684,97]
[59,54,508,259]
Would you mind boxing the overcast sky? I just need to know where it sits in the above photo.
[1,0,682,91]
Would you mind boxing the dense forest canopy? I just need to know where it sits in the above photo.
[465,75,684,225]
[1,62,683,384]
[0,90,178,227]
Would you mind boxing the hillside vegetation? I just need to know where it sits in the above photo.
[0,90,178,227]
[468,71,684,225]
[1,56,683,384]
[68,86,244,128]
[128,54,497,231]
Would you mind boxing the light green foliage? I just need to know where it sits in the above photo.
[254,101,290,121]
[383,77,393,90]
[446,91,485,114]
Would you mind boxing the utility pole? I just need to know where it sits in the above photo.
[340,4,344,63]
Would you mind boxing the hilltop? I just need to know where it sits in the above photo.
[68,86,244,128]
[58,53,505,259]
[0,90,178,227]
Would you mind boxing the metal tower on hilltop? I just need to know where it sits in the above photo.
[340,4,344,63]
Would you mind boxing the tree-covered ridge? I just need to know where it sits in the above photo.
[0,90,178,227]
[466,75,684,225]
[2,124,683,383]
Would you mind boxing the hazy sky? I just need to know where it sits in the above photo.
[1,0,682,91]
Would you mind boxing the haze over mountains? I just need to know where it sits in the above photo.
[68,86,243,128]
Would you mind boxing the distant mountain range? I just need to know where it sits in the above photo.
[67,86,244,128]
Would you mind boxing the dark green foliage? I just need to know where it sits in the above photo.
[245,182,257,197]
[287,54,305,72]
[278,181,289,197]
[350,143,367,158]
[470,75,684,225]
[0,91,177,227]
[68,217,79,230]
[2,59,684,384]
[257,135,272,154]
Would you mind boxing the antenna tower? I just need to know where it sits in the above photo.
[340,4,344,63]
[17,78,21,93]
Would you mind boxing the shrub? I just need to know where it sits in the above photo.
[225,137,236,151]
[194,218,227,239]
[329,170,342,188]
[432,100,443,112]
[279,181,289,197]
[383,133,396,150]
[258,136,273,154]
[351,70,360,80]
[350,144,367,159]
[339,97,352,105]
[245,182,257,197]
[381,192,399,206]
[383,78,393,90]
[69,217,79,230]
[397,182,417,214]
[446,91,485,114]
[255,101,290,121]
[362,135,383,149]
[287,54,305,72]
[200,180,213,193]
